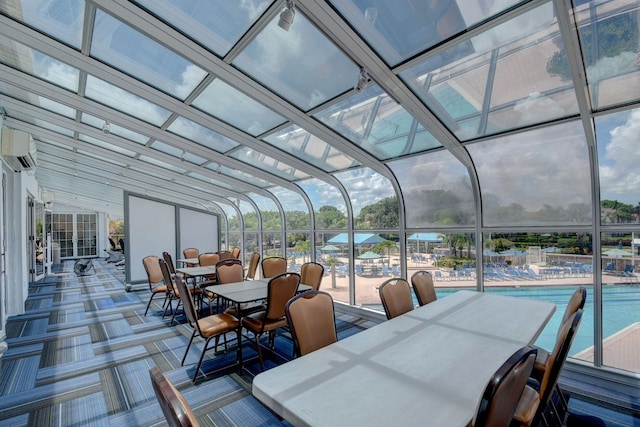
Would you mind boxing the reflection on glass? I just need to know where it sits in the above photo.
[9,111,75,137]
[192,79,286,136]
[400,2,579,141]
[207,164,271,188]
[231,147,309,181]
[134,0,269,57]
[596,107,640,224]
[233,9,359,110]
[329,0,521,66]
[468,121,591,226]
[389,150,474,227]
[336,167,398,229]
[263,125,360,172]
[297,178,348,229]
[575,0,640,109]
[1,85,76,118]
[315,85,441,160]
[85,75,171,125]
[167,116,238,153]
[0,35,79,91]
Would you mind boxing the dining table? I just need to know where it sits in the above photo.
[251,290,556,427]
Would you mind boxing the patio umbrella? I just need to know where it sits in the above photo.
[357,251,382,260]
[328,233,385,246]
[602,248,632,257]
[321,244,340,252]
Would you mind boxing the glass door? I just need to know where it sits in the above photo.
[51,213,97,259]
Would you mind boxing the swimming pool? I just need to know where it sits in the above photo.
[434,285,640,357]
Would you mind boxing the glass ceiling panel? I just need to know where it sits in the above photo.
[36,136,72,150]
[7,110,75,137]
[233,9,359,111]
[192,78,286,136]
[0,34,79,91]
[0,0,85,49]
[205,163,271,188]
[336,167,397,229]
[297,178,347,229]
[596,107,640,224]
[129,165,167,179]
[91,8,207,100]
[167,116,238,153]
[263,124,360,172]
[85,75,171,125]
[0,85,76,118]
[133,0,269,57]
[150,140,206,165]
[330,0,522,66]
[314,85,440,160]
[77,149,127,166]
[389,150,474,227]
[400,2,579,141]
[467,120,592,226]
[575,0,640,110]
[230,147,309,181]
[269,187,310,228]
[138,155,187,174]
[188,172,233,190]
[78,134,136,157]
[81,113,149,144]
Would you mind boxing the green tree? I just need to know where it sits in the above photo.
[316,206,347,229]
[355,197,399,229]
[372,239,398,265]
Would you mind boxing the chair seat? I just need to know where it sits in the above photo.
[512,385,541,426]
[152,285,168,294]
[197,313,238,338]
[242,312,287,333]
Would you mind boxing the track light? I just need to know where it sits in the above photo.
[278,0,295,31]
[102,120,111,135]
[180,150,186,162]
[216,164,222,175]
[355,68,370,92]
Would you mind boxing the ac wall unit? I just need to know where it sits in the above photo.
[1,128,37,171]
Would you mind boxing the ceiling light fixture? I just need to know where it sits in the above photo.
[355,68,370,92]
[102,120,111,135]
[216,164,222,175]
[180,150,186,162]
[278,0,295,31]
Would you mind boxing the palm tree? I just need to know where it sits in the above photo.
[372,240,397,265]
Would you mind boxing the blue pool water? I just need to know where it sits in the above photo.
[434,285,640,356]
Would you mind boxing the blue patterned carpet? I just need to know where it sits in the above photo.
[0,259,635,426]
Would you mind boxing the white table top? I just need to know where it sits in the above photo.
[176,257,199,265]
[252,290,555,427]
[176,265,216,277]
[206,279,311,304]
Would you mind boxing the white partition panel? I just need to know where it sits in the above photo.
[179,207,218,255]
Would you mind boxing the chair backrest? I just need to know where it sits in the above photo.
[174,275,199,327]
[300,262,324,291]
[163,251,178,275]
[143,256,163,290]
[119,238,125,254]
[411,270,437,306]
[262,256,287,279]
[182,248,199,266]
[231,247,241,259]
[560,287,586,326]
[264,272,300,321]
[109,237,117,250]
[158,258,177,296]
[475,346,537,427]
[539,309,584,408]
[217,250,232,260]
[286,290,337,357]
[215,259,244,284]
[198,252,220,267]
[246,252,260,279]
[378,278,413,319]
[149,367,200,427]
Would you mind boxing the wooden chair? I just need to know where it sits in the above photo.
[474,346,537,427]
[261,256,287,279]
[410,270,437,306]
[175,275,239,383]
[182,248,199,267]
[197,252,220,282]
[231,247,241,260]
[159,258,203,323]
[217,259,266,317]
[149,367,200,427]
[286,290,337,357]
[163,251,185,280]
[241,272,300,370]
[245,252,260,280]
[300,262,324,291]
[216,250,232,260]
[512,309,584,427]
[378,278,413,320]
[143,255,169,316]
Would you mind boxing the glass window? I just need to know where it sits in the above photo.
[150,140,206,165]
[400,2,579,141]
[467,121,592,226]
[187,172,233,191]
[270,187,311,230]
[78,134,136,157]
[314,85,441,160]
[596,108,640,224]
[233,9,359,111]
[389,150,475,227]
[297,178,348,230]
[231,147,309,181]
[134,0,269,57]
[192,79,286,136]
[81,113,149,144]
[91,8,207,100]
